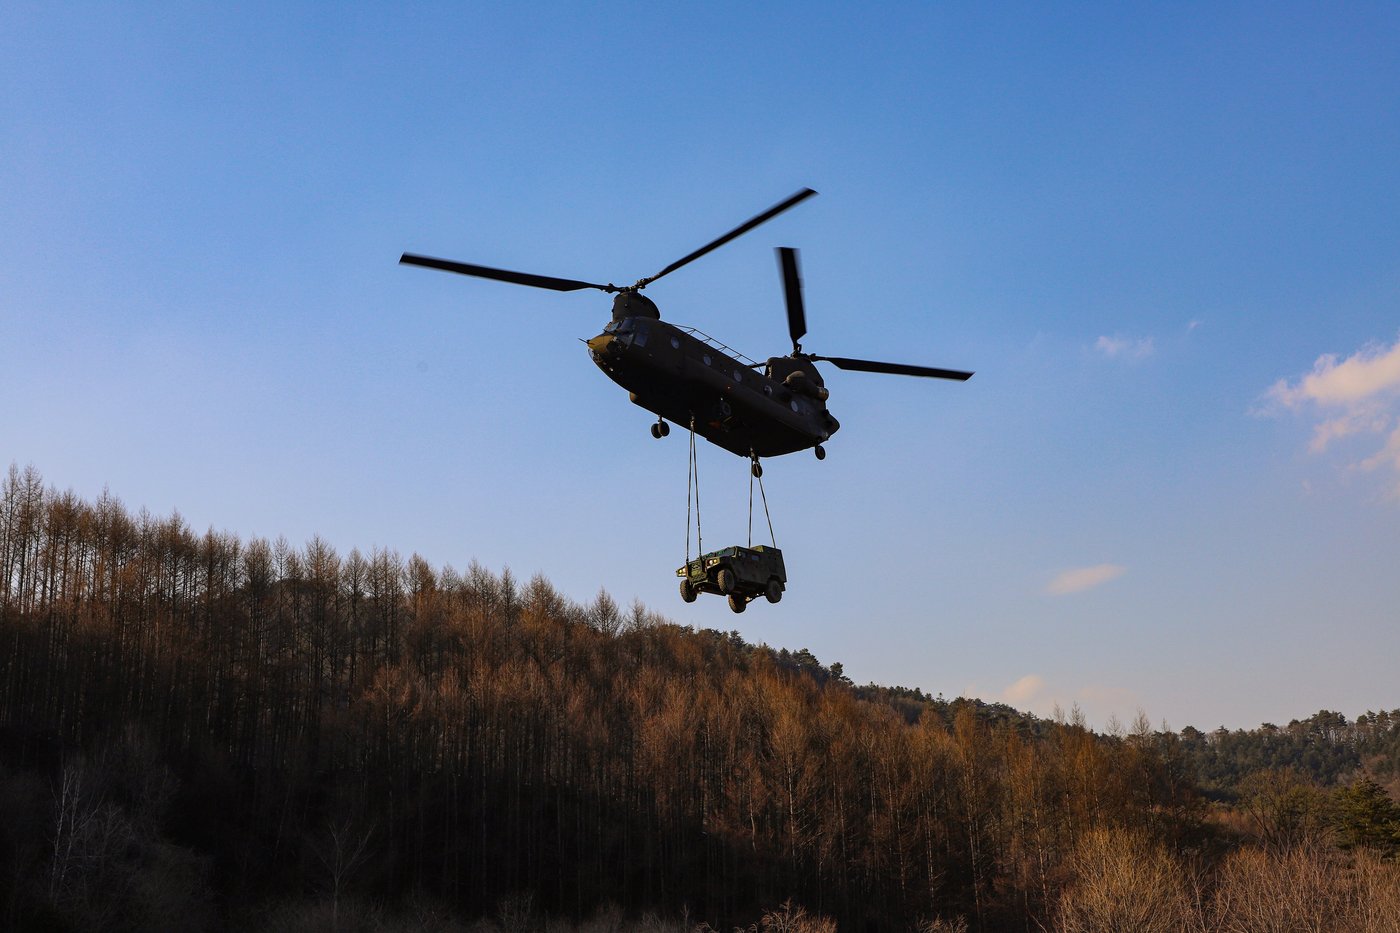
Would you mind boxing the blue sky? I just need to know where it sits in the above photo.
[4,2,1399,729]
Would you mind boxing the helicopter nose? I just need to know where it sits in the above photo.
[587,334,624,359]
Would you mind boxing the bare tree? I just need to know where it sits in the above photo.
[310,815,377,930]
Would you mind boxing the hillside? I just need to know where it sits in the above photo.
[2,465,1398,932]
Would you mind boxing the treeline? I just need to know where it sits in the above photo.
[1,465,1397,932]
[1174,710,1400,797]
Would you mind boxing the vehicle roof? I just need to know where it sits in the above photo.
[697,545,782,559]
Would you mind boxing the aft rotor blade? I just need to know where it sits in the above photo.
[399,254,615,293]
[777,247,807,350]
[636,188,817,288]
[814,355,974,381]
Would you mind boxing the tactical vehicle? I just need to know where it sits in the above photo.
[677,545,786,613]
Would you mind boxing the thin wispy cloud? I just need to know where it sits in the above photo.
[1264,333,1400,496]
[1046,563,1126,595]
[1095,334,1155,359]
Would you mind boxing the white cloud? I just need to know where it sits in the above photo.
[1360,425,1400,499]
[1095,335,1155,359]
[1268,337,1400,408]
[1265,333,1400,495]
[1047,563,1126,595]
[1002,674,1045,704]
[1306,409,1391,454]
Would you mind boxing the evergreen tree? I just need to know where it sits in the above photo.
[1333,778,1400,857]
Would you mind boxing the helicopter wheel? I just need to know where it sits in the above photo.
[727,593,747,614]
[751,459,763,478]
[814,444,825,461]
[651,422,668,439]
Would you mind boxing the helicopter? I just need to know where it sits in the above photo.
[400,188,972,474]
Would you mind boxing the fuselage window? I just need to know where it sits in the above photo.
[733,369,743,382]
[702,353,712,366]
[670,335,681,349]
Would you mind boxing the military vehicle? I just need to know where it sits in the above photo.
[677,545,786,613]
[401,188,972,476]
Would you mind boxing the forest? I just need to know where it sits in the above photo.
[1,464,1398,932]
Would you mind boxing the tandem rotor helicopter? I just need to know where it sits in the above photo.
[400,188,973,477]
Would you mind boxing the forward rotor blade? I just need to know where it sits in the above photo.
[636,188,817,288]
[813,355,974,381]
[399,254,615,293]
[777,247,807,350]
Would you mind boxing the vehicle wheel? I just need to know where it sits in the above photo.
[679,579,697,603]
[765,578,782,604]
[716,568,736,594]
[728,593,747,614]
[814,444,826,461]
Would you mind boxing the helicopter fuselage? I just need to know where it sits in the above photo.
[586,316,840,458]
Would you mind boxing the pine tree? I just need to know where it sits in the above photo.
[1333,777,1400,857]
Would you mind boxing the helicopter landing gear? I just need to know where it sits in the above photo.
[750,453,763,478]
[650,419,670,439]
[814,444,826,461]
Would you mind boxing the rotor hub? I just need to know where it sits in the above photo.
[611,290,660,322]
